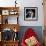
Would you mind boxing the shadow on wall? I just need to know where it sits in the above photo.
[18,26,43,44]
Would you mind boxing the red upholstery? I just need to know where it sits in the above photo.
[21,28,41,46]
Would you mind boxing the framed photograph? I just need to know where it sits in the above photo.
[9,10,18,15]
[2,10,9,15]
[24,7,38,21]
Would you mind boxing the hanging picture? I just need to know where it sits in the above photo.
[24,7,38,21]
[2,10,9,15]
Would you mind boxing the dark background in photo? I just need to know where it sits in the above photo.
[26,9,35,18]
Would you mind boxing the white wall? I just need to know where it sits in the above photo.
[17,0,44,26]
[0,0,44,26]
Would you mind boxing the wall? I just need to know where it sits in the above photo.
[0,0,44,26]
[17,0,44,26]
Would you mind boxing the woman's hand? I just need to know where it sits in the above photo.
[25,36,38,46]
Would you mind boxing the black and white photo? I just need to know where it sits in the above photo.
[24,7,38,21]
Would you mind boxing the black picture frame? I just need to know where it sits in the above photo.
[24,7,38,21]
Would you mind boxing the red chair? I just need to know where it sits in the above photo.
[21,28,41,46]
